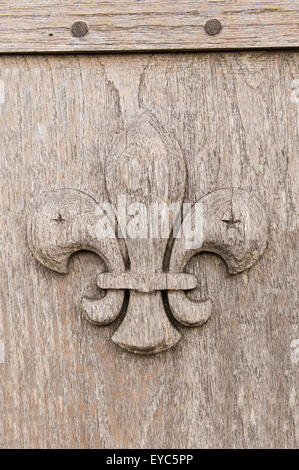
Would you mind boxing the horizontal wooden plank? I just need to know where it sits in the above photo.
[0,1,298,53]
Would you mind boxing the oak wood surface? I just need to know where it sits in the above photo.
[0,1,298,53]
[0,51,298,448]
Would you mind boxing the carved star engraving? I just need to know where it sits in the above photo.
[222,215,241,227]
[52,212,66,223]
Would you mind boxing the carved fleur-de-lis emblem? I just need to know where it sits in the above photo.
[28,115,268,354]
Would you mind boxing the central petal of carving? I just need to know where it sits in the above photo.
[105,115,187,353]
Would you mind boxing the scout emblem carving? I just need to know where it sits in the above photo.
[28,115,268,354]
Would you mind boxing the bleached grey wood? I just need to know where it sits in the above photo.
[0,51,298,448]
[0,1,298,53]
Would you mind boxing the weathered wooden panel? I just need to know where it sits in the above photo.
[0,1,298,53]
[0,51,298,448]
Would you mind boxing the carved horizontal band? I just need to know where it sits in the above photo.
[97,273,197,293]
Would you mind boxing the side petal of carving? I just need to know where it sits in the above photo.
[169,188,268,326]
[28,189,126,324]
[28,189,125,273]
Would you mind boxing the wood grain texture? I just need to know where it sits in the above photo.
[0,1,298,53]
[0,51,298,448]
